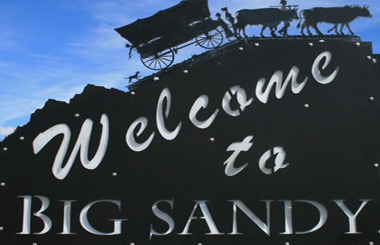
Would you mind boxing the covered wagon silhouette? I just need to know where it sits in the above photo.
[115,0,232,70]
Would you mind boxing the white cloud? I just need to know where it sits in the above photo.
[0,126,15,139]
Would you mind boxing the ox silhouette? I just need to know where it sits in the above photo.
[297,5,372,36]
[235,8,299,38]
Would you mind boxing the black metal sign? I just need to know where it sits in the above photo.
[1,39,380,244]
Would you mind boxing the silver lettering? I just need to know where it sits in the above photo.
[189,95,219,129]
[156,88,182,140]
[256,66,308,104]
[150,199,175,239]
[33,114,109,180]
[224,136,253,176]
[179,200,223,235]
[229,200,272,236]
[126,117,155,152]
[79,200,126,235]
[312,51,339,84]
[333,199,371,234]
[17,195,52,235]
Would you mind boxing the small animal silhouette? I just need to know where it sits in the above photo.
[126,71,140,84]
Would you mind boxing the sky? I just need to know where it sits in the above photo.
[0,0,379,140]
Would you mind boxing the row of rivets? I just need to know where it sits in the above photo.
[299,42,377,65]
[307,41,361,47]
[1,122,7,242]
[239,43,260,51]
[302,97,375,108]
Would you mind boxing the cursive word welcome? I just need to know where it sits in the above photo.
[33,51,339,180]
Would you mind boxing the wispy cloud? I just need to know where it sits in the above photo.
[0,1,141,128]
[0,126,15,139]
[0,26,21,50]
[28,52,67,63]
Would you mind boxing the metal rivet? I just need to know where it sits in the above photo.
[367,56,372,60]
[0,227,3,231]
[373,58,378,64]
[308,43,314,47]
[370,97,375,101]
[197,243,202,245]
[355,42,361,47]
[3,147,8,152]
[374,163,379,168]
[285,242,290,245]
[75,113,80,118]
[183,70,189,74]
[112,172,118,177]
[153,77,159,81]
[130,243,135,245]
[304,104,309,108]
[131,91,136,95]
[319,40,325,43]
[19,136,25,141]
[369,242,374,245]
[254,43,260,47]
[0,182,5,187]
[239,47,244,51]
[217,62,221,66]
[377,230,380,234]
[210,137,215,142]
[32,243,38,245]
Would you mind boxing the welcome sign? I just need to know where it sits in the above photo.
[1,40,380,244]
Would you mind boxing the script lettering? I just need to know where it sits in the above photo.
[33,114,109,180]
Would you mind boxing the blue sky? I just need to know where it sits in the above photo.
[1,0,379,139]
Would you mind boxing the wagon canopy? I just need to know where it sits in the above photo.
[115,0,211,47]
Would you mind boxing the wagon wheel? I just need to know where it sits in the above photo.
[141,49,175,70]
[196,29,224,49]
